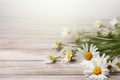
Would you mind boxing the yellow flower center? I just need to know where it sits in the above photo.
[96,21,101,27]
[55,41,60,47]
[84,52,93,60]
[116,62,120,68]
[67,53,71,60]
[93,67,101,75]
[66,28,71,35]
[49,56,55,62]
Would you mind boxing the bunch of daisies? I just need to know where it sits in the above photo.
[45,18,120,80]
[78,43,120,80]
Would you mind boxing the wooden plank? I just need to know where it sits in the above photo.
[0,50,56,60]
[0,50,120,80]
[0,24,95,38]
[0,38,59,49]
[0,60,83,75]
[0,43,54,50]
[0,17,114,49]
[0,60,119,80]
[0,75,119,80]
[0,75,89,80]
[0,17,119,80]
[0,73,119,80]
[0,50,82,75]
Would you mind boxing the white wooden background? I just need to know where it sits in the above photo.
[0,16,120,80]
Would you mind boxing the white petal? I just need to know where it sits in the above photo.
[110,18,119,26]
[45,60,53,64]
[77,48,84,55]
[90,44,93,52]
[82,44,88,52]
[84,70,92,75]
[91,59,97,67]
[97,75,107,80]
[89,74,98,80]
[101,69,110,75]
[92,48,98,53]
[85,43,88,51]
[61,59,68,63]
[101,54,105,59]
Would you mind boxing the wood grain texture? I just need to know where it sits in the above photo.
[0,75,119,80]
[0,50,119,80]
[0,17,116,49]
[0,61,83,75]
[0,17,120,80]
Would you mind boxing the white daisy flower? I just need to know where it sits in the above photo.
[97,27,113,35]
[61,48,67,55]
[62,53,72,63]
[61,46,78,63]
[107,57,120,72]
[84,58,109,80]
[52,41,62,49]
[61,50,72,63]
[61,46,76,54]
[95,20,102,28]
[78,43,100,65]
[45,55,55,64]
[62,27,71,36]
[61,46,72,55]
[95,20,114,37]
[55,41,61,47]
[110,18,119,27]
[112,58,120,71]
[61,27,80,43]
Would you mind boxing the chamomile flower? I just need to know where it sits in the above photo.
[61,46,71,55]
[61,47,73,63]
[107,58,120,72]
[61,48,67,55]
[61,46,75,54]
[62,52,72,63]
[55,41,61,48]
[95,20,114,37]
[113,58,120,71]
[84,58,109,80]
[95,20,102,28]
[62,27,71,36]
[45,55,55,64]
[78,43,99,65]
[61,46,78,63]
[110,18,120,27]
[61,27,80,42]
[52,41,62,50]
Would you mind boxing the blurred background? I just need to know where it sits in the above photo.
[0,0,120,50]
[0,0,120,17]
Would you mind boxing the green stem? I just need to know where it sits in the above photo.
[89,35,114,41]
[62,44,82,48]
[55,55,61,59]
